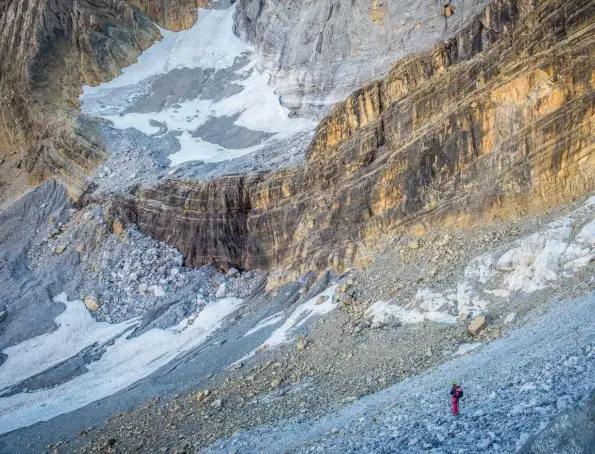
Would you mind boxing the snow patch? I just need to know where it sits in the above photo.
[243,312,285,338]
[365,300,457,325]
[0,294,243,434]
[260,285,339,349]
[80,5,316,166]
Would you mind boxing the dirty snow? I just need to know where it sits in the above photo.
[260,285,339,349]
[243,311,285,338]
[0,295,243,434]
[80,6,316,166]
[367,206,594,327]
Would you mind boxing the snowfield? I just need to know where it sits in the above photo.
[0,295,243,434]
[80,5,316,166]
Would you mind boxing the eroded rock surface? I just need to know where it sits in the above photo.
[111,0,595,282]
[234,0,493,117]
[0,0,159,195]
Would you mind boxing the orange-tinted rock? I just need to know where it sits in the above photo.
[108,0,595,284]
[128,0,209,31]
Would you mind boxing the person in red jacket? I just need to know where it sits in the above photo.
[450,381,464,416]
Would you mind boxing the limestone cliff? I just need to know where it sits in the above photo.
[233,0,494,117]
[128,0,208,31]
[0,0,159,195]
[111,0,595,282]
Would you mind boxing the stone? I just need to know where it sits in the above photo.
[0,310,7,323]
[84,296,100,312]
[139,283,148,294]
[407,240,420,250]
[170,267,179,277]
[112,220,125,235]
[227,267,240,278]
[468,315,487,335]
[296,337,308,351]
[216,283,227,299]
[149,285,166,297]
[315,295,329,305]
[459,312,469,321]
[75,243,85,253]
[270,379,282,389]
[210,398,222,409]
[55,244,67,254]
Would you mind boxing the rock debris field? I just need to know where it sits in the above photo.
[206,292,595,454]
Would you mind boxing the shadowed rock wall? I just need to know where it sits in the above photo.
[0,0,159,196]
[111,0,595,282]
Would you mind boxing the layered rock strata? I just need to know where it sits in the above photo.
[0,0,159,195]
[111,0,595,280]
[128,0,209,31]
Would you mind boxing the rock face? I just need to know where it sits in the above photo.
[109,0,595,282]
[234,0,494,117]
[0,0,160,195]
[128,0,209,31]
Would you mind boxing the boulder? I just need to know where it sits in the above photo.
[408,240,420,250]
[215,283,227,299]
[84,296,100,312]
[468,315,487,335]
[315,295,329,305]
[55,244,67,254]
[227,267,239,278]
[0,310,7,323]
[112,220,125,235]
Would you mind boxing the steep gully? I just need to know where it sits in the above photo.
[104,0,595,285]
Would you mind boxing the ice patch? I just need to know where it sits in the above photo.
[0,295,242,434]
[243,312,285,338]
[365,300,457,325]
[0,294,136,392]
[260,285,339,349]
[496,218,574,293]
[453,343,483,356]
[80,5,316,165]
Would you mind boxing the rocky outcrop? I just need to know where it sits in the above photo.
[233,0,493,117]
[0,0,159,196]
[110,0,595,282]
[128,0,209,31]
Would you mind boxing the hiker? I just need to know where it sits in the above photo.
[449,381,464,416]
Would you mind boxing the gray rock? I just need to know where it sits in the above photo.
[519,390,595,453]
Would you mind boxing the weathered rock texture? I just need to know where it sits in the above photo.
[110,0,595,282]
[519,387,595,454]
[234,0,494,117]
[0,0,159,196]
[128,0,209,31]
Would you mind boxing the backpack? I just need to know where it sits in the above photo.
[455,386,464,398]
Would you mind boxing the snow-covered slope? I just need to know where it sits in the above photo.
[81,5,316,167]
